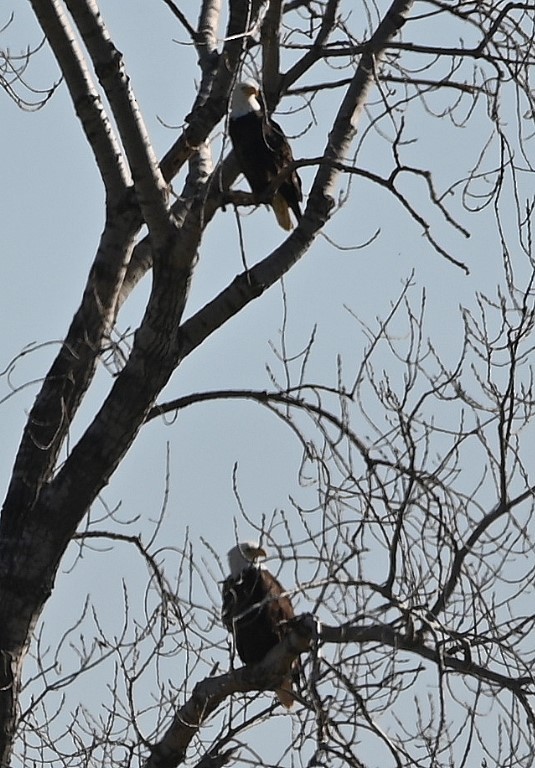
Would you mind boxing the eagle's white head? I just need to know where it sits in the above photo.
[227,541,266,578]
[231,81,262,118]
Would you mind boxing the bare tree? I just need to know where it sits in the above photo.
[1,1,534,767]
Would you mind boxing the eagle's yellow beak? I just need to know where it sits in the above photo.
[243,83,259,98]
[251,545,266,559]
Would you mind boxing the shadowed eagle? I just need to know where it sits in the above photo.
[222,542,296,708]
[229,82,303,231]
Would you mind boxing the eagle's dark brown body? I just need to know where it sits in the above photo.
[229,111,302,230]
[222,564,295,665]
[229,82,303,231]
[222,542,296,707]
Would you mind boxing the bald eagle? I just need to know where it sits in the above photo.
[229,82,303,231]
[222,542,296,708]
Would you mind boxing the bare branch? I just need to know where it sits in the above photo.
[159,0,197,40]
[146,617,315,768]
[64,0,173,243]
[28,0,129,198]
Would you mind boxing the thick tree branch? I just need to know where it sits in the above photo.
[175,0,414,362]
[146,609,535,768]
[318,621,535,696]
[0,206,141,763]
[261,0,283,109]
[4,0,531,764]
[310,0,413,202]
[0,204,201,766]
[115,151,240,310]
[0,208,140,531]
[159,0,263,182]
[220,155,470,271]
[27,0,129,198]
[145,616,315,768]
[282,0,342,89]
[64,0,173,244]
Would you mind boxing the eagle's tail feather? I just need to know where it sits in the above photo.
[272,194,293,231]
[276,675,295,709]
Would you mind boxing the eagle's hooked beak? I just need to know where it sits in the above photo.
[243,82,259,98]
[247,544,266,562]
[251,545,266,559]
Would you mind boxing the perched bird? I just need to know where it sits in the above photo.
[222,541,296,708]
[229,81,303,231]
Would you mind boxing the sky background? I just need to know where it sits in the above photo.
[2,1,533,764]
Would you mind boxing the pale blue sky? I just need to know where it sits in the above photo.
[2,2,533,764]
